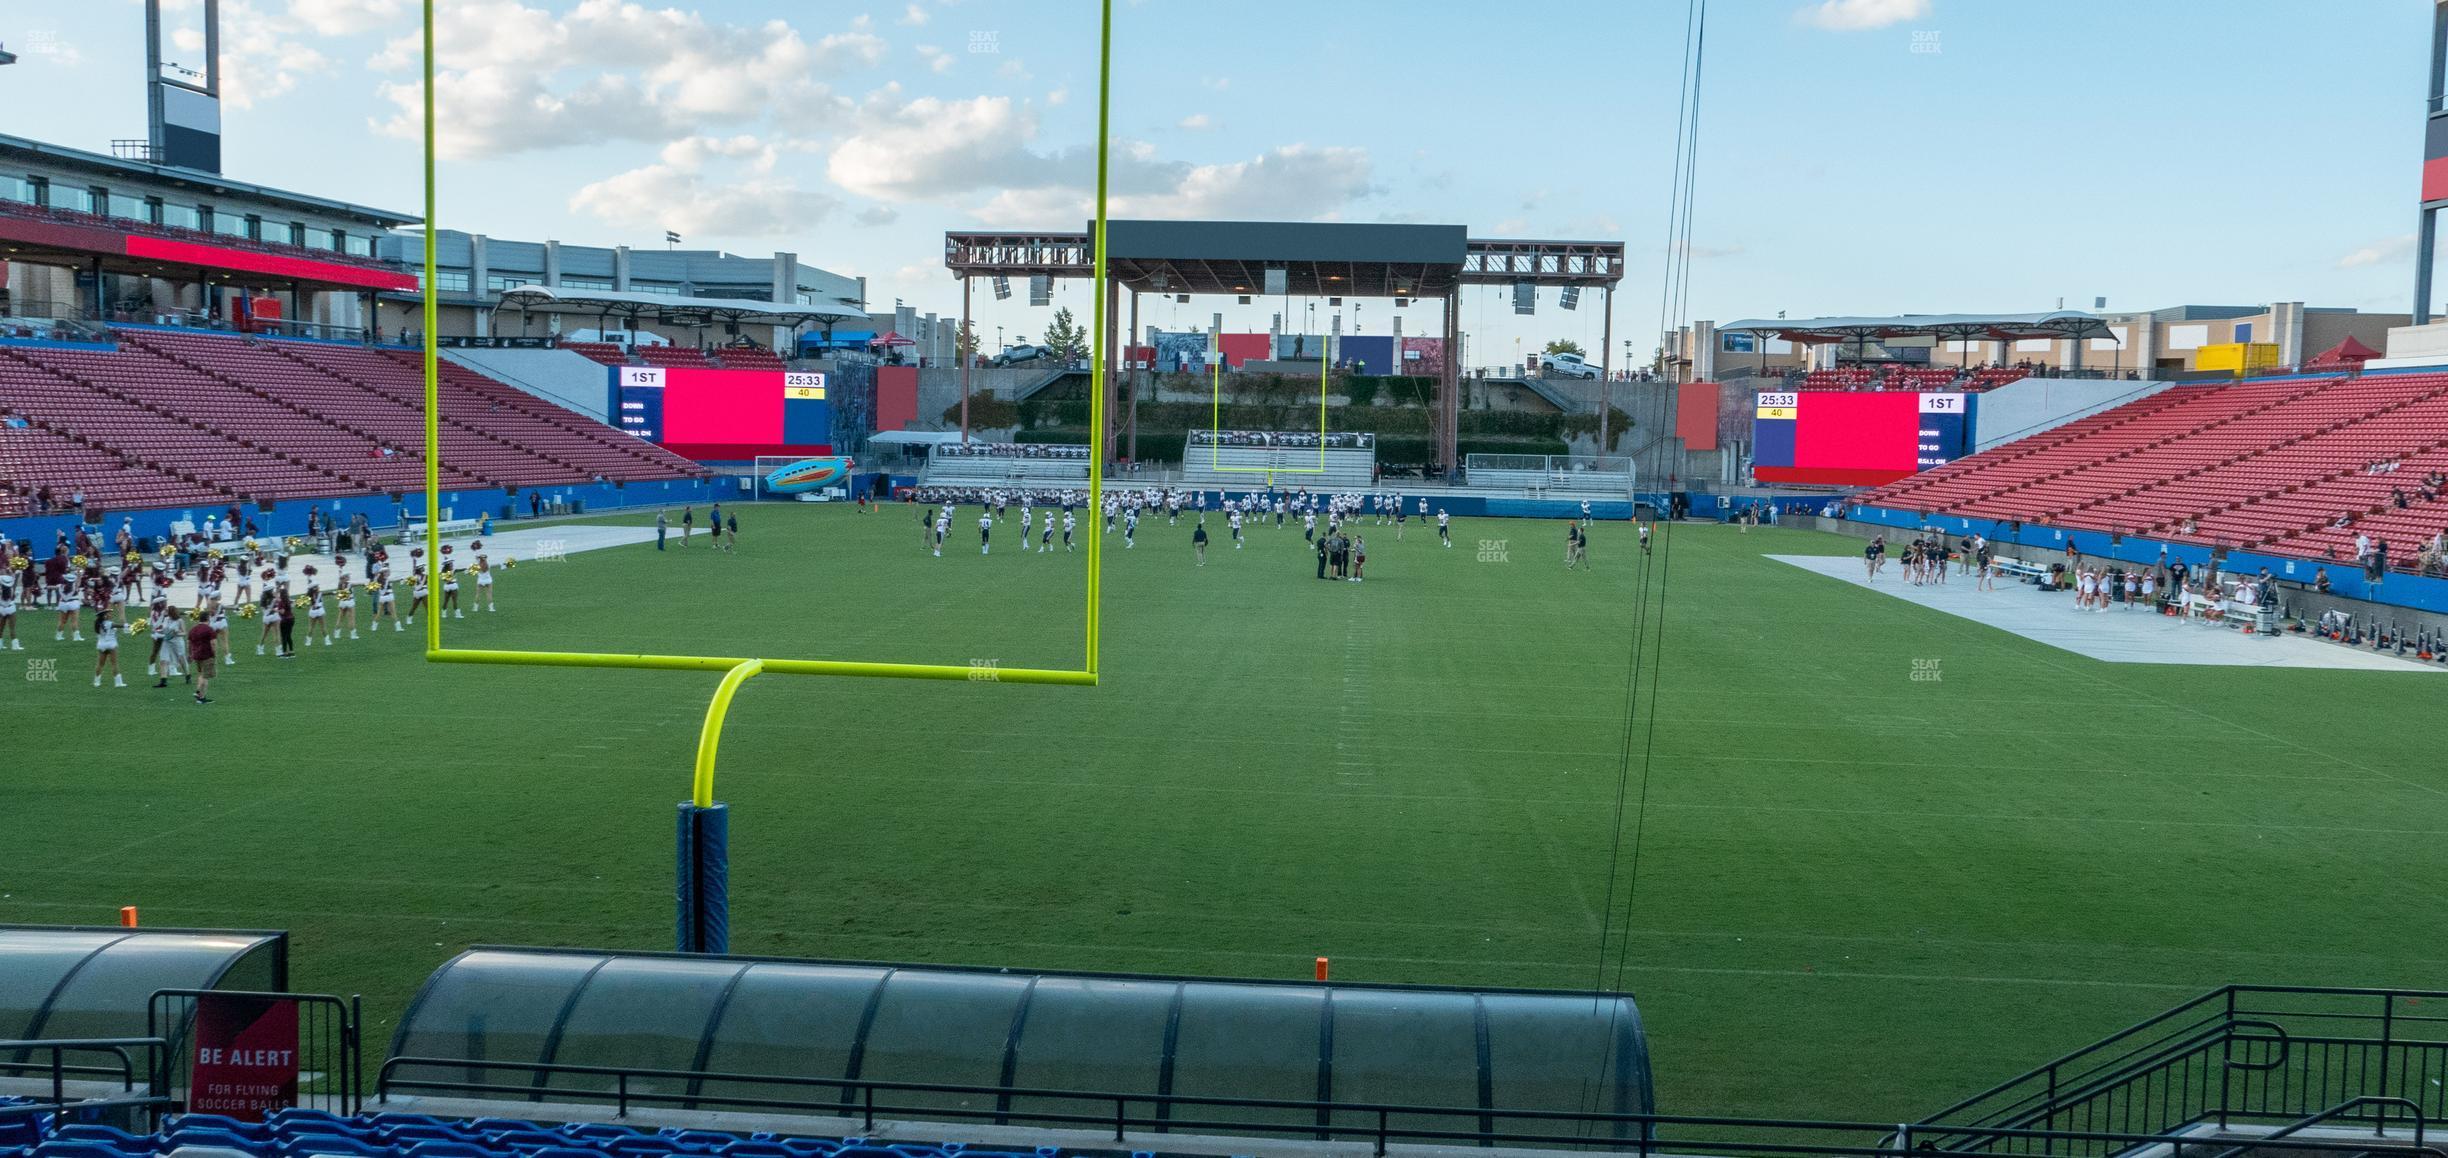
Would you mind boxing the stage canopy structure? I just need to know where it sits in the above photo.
[941,220,1628,467]
[495,285,866,333]
[1718,311,2118,369]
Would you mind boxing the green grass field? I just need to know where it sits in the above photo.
[10,505,2448,1122]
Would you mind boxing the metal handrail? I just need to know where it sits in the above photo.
[1921,985,2448,1130]
[0,1037,170,1122]
[2205,1095,2429,1158]
[376,1055,2448,1158]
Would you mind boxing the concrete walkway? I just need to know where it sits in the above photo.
[1770,554,2442,672]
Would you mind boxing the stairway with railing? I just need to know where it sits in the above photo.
[1913,986,2448,1157]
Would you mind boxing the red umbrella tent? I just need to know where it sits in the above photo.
[2305,334,2382,371]
[870,331,917,347]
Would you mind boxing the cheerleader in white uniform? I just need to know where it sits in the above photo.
[255,569,282,656]
[0,567,21,651]
[54,571,83,642]
[93,608,124,687]
[301,566,327,646]
[471,546,496,613]
[332,555,361,639]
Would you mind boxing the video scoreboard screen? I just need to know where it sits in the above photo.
[1750,390,1974,486]
[611,367,832,462]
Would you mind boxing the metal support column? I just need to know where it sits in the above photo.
[1598,283,1615,453]
[959,275,972,440]
[1126,289,1140,463]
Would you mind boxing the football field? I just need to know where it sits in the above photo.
[8,504,2448,1122]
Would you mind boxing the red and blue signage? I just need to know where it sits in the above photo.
[1751,390,1975,486]
[608,367,831,463]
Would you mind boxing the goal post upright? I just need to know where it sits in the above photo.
[418,0,1114,955]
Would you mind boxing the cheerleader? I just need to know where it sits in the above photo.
[233,558,254,609]
[92,606,125,688]
[301,565,327,646]
[405,552,429,625]
[255,568,281,656]
[373,567,401,631]
[0,562,20,651]
[208,588,233,666]
[332,554,361,639]
[147,598,182,686]
[470,544,496,613]
[53,565,84,642]
[440,557,462,618]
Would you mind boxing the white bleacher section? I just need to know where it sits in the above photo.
[1461,453,1634,499]
[920,446,1092,486]
[442,346,618,423]
[1178,434,1376,489]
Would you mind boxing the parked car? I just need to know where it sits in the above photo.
[1542,351,1601,379]
[990,344,1051,367]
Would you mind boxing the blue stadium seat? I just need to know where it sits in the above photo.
[45,1127,154,1154]
[281,1133,386,1157]
[402,1141,498,1158]
[659,1133,737,1151]
[560,1125,644,1145]
[29,1142,137,1158]
[521,1148,607,1158]
[480,1129,569,1152]
[605,1137,690,1157]
[165,1126,275,1155]
[710,1143,793,1158]
[168,1116,275,1142]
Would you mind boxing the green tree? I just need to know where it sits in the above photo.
[1041,308,1089,361]
[955,320,979,362]
[1544,338,1586,358]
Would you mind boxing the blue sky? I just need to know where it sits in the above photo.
[0,0,2433,362]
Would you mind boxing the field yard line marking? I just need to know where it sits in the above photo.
[1876,587,2448,799]
[1655,801,2448,835]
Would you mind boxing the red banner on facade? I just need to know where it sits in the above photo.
[189,994,300,1122]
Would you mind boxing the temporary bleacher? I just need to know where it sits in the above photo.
[1800,367,1876,391]
[1884,366,1964,391]
[0,329,702,516]
[920,445,1091,487]
[1176,433,1375,490]
[637,346,715,369]
[1462,453,1633,498]
[557,343,630,367]
[714,348,786,372]
[1858,371,2448,572]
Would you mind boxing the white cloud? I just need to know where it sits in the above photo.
[1796,0,1930,31]
[370,0,863,158]
[826,91,1374,227]
[1178,113,1212,131]
[284,0,408,36]
[1046,86,1069,106]
[899,3,929,24]
[915,44,954,74]
[568,134,839,238]
[828,94,1041,201]
[214,0,335,108]
[2339,233,2419,269]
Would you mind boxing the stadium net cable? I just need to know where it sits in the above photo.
[1583,0,1705,1108]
